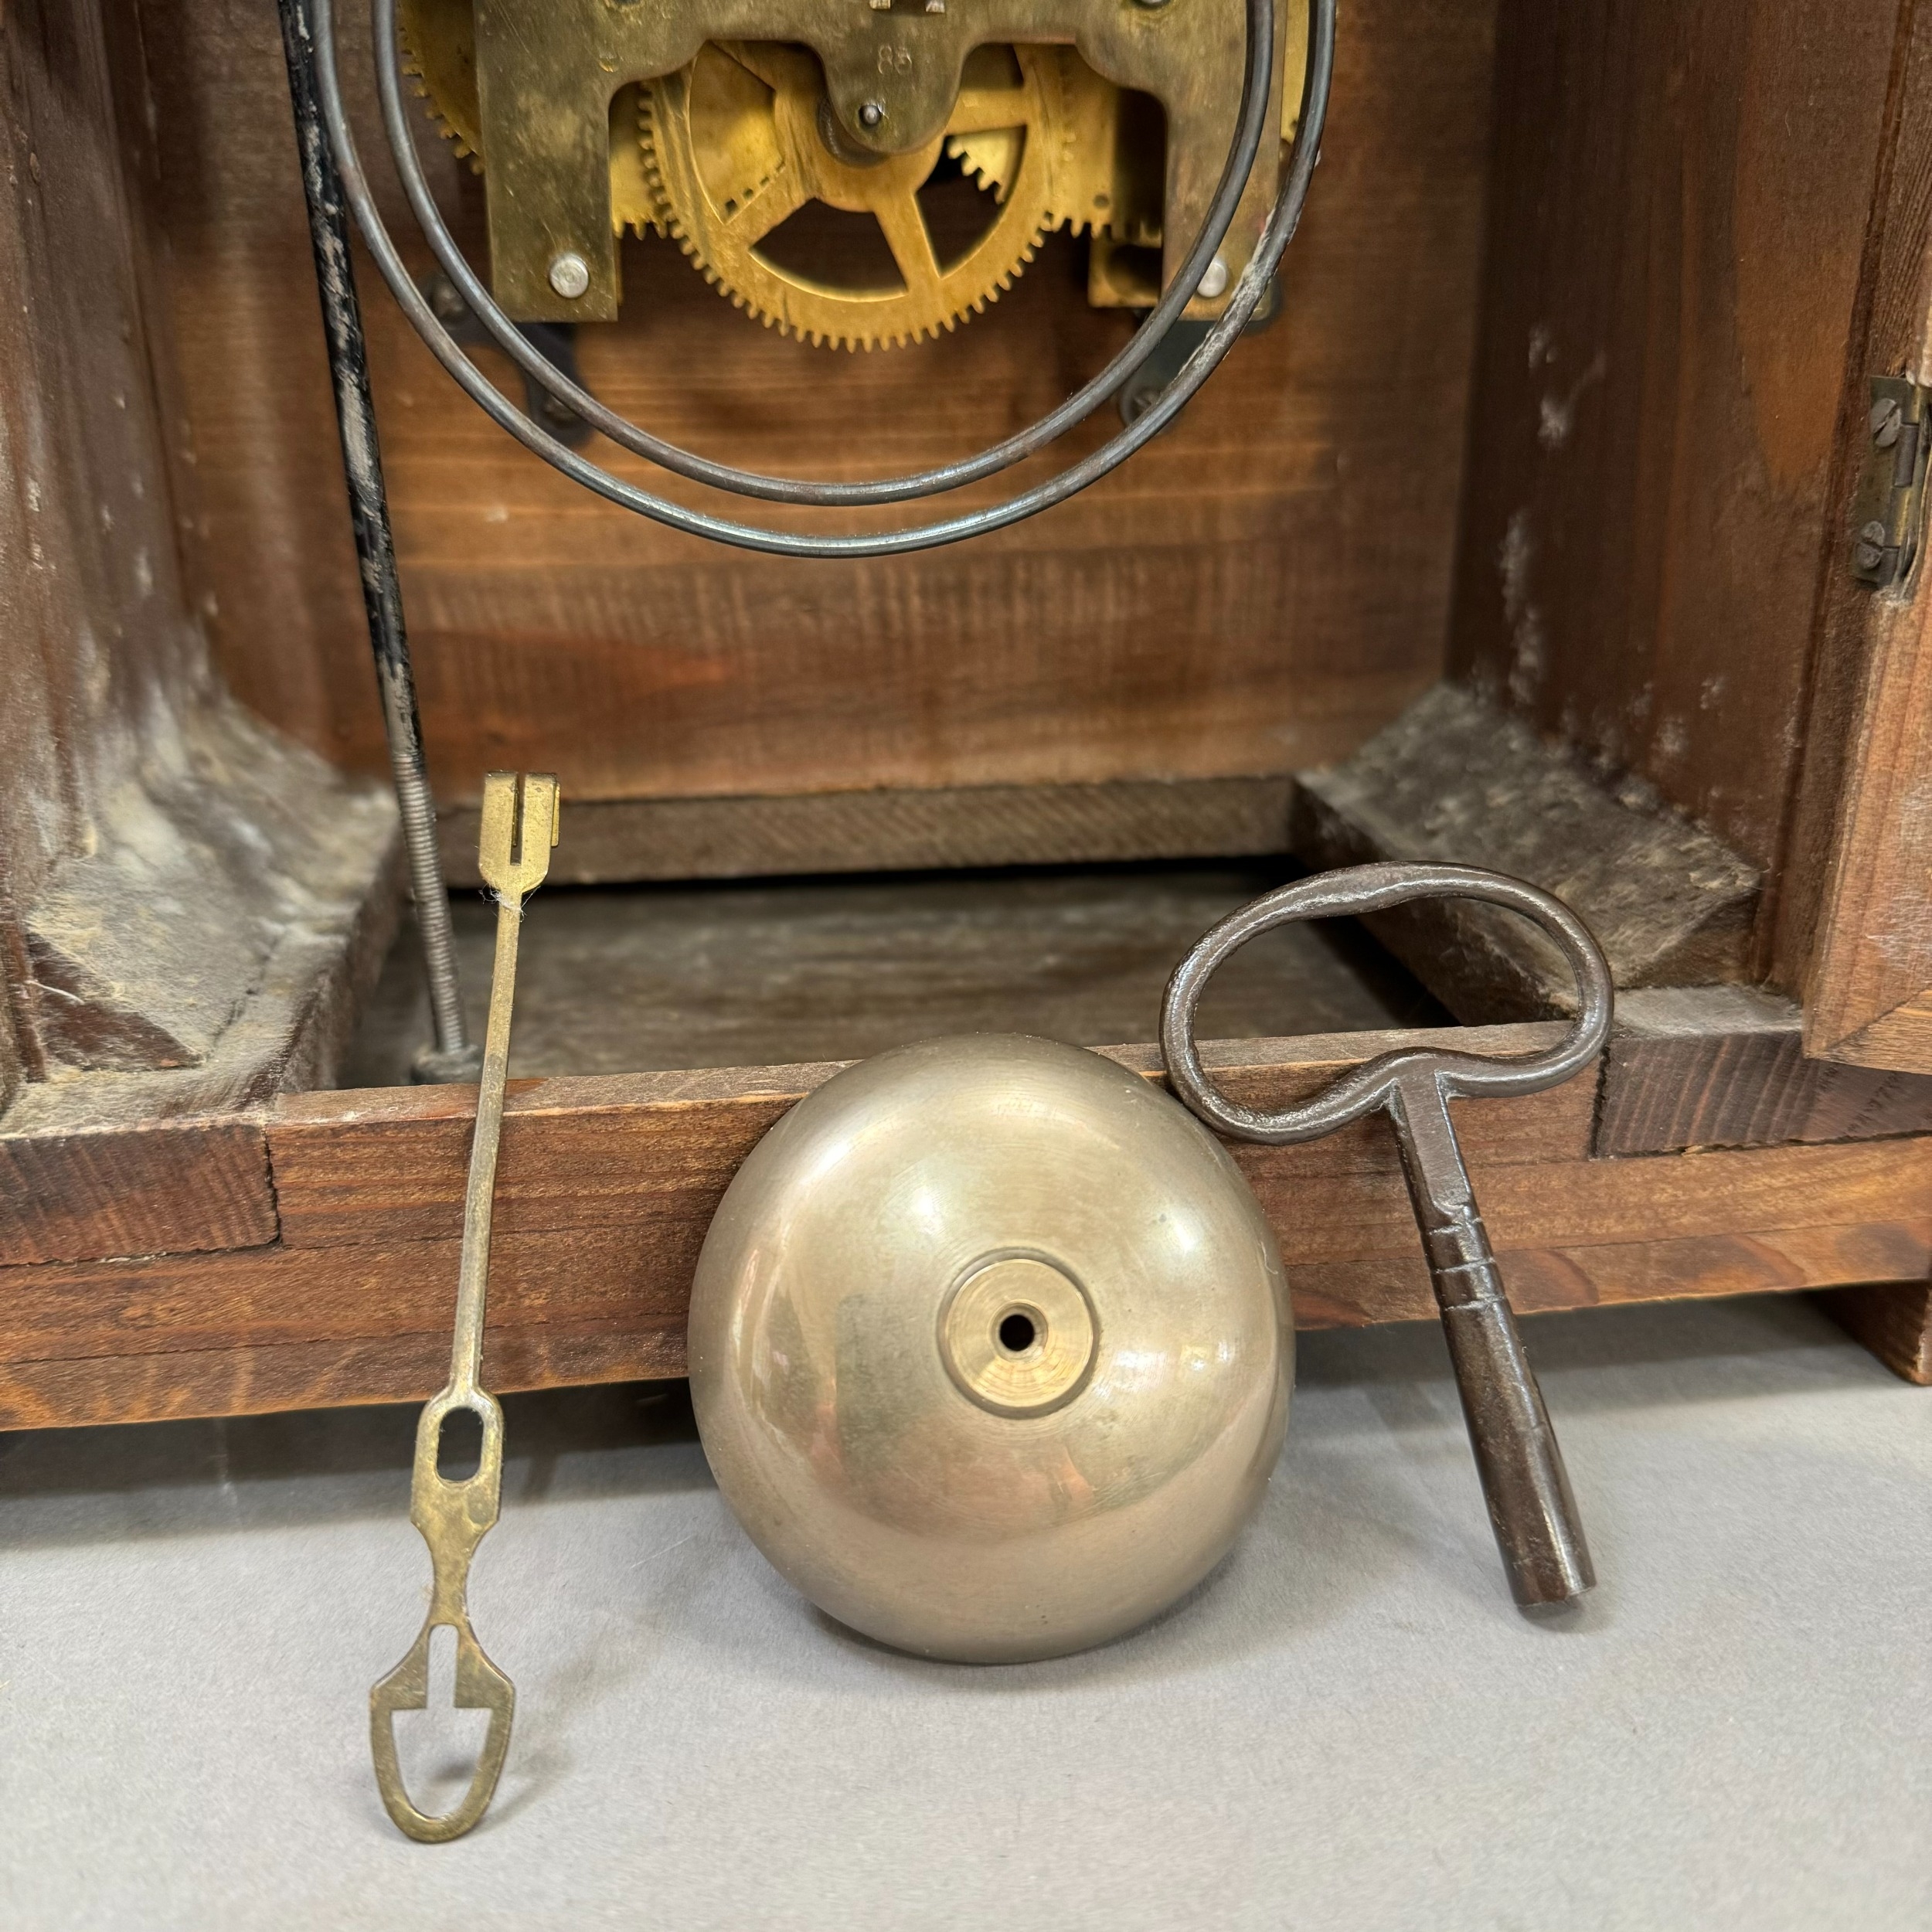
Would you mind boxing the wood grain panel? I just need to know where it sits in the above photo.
[114,0,1495,856]
[0,1118,274,1267]
[0,1228,685,1362]
[2,1021,1927,1427]
[1287,1220,1932,1328]
[1773,2,1932,1030]
[266,1027,1592,1250]
[4,1127,1925,1427]
[1449,0,1903,878]
[0,0,210,1097]
[1244,1138,1932,1268]
[436,777,1298,886]
[0,0,201,908]
[343,862,1437,1087]
[0,1326,685,1431]
[1819,1281,1932,1385]
[1798,579,1932,1062]
[1598,988,1932,1155]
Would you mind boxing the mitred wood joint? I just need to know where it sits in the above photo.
[0,1115,276,1267]
[1599,988,1932,1157]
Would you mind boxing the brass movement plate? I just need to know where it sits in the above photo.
[463,0,1301,321]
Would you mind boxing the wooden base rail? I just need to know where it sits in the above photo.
[3,1022,1930,1428]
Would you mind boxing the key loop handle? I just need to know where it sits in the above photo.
[1162,860,1609,1611]
[1162,862,1614,1142]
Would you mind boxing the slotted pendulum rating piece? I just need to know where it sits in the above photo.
[369,771,560,1842]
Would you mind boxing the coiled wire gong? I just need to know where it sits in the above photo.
[306,0,1335,554]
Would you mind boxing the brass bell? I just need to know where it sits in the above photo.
[688,1034,1291,1663]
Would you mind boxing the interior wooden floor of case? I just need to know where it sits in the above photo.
[342,861,1444,1085]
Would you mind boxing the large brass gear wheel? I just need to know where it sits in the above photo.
[639,42,1066,351]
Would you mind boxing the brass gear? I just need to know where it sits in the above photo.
[949,48,1123,241]
[396,0,662,236]
[639,42,1066,350]
[396,0,481,163]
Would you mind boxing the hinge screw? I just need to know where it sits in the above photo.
[1872,396,1904,449]
[1855,520,1890,574]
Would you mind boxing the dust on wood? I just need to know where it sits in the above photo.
[343,862,1443,1086]
[114,0,1495,870]
[436,777,1300,888]
[1447,0,1903,893]
[1294,685,1760,1021]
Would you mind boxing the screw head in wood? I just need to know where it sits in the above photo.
[1855,520,1891,575]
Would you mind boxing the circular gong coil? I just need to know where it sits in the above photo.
[687,1035,1291,1663]
[640,42,1063,349]
[318,0,1336,553]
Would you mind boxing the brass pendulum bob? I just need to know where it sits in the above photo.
[688,1033,1292,1663]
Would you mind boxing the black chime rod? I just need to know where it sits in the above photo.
[276,0,477,1083]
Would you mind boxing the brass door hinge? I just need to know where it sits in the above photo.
[1851,376,1932,590]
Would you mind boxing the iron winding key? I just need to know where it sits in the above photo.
[1162,861,1613,1611]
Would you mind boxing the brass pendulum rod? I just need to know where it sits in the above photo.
[369,772,560,1842]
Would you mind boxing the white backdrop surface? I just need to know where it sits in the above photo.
[2,1294,1927,1930]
